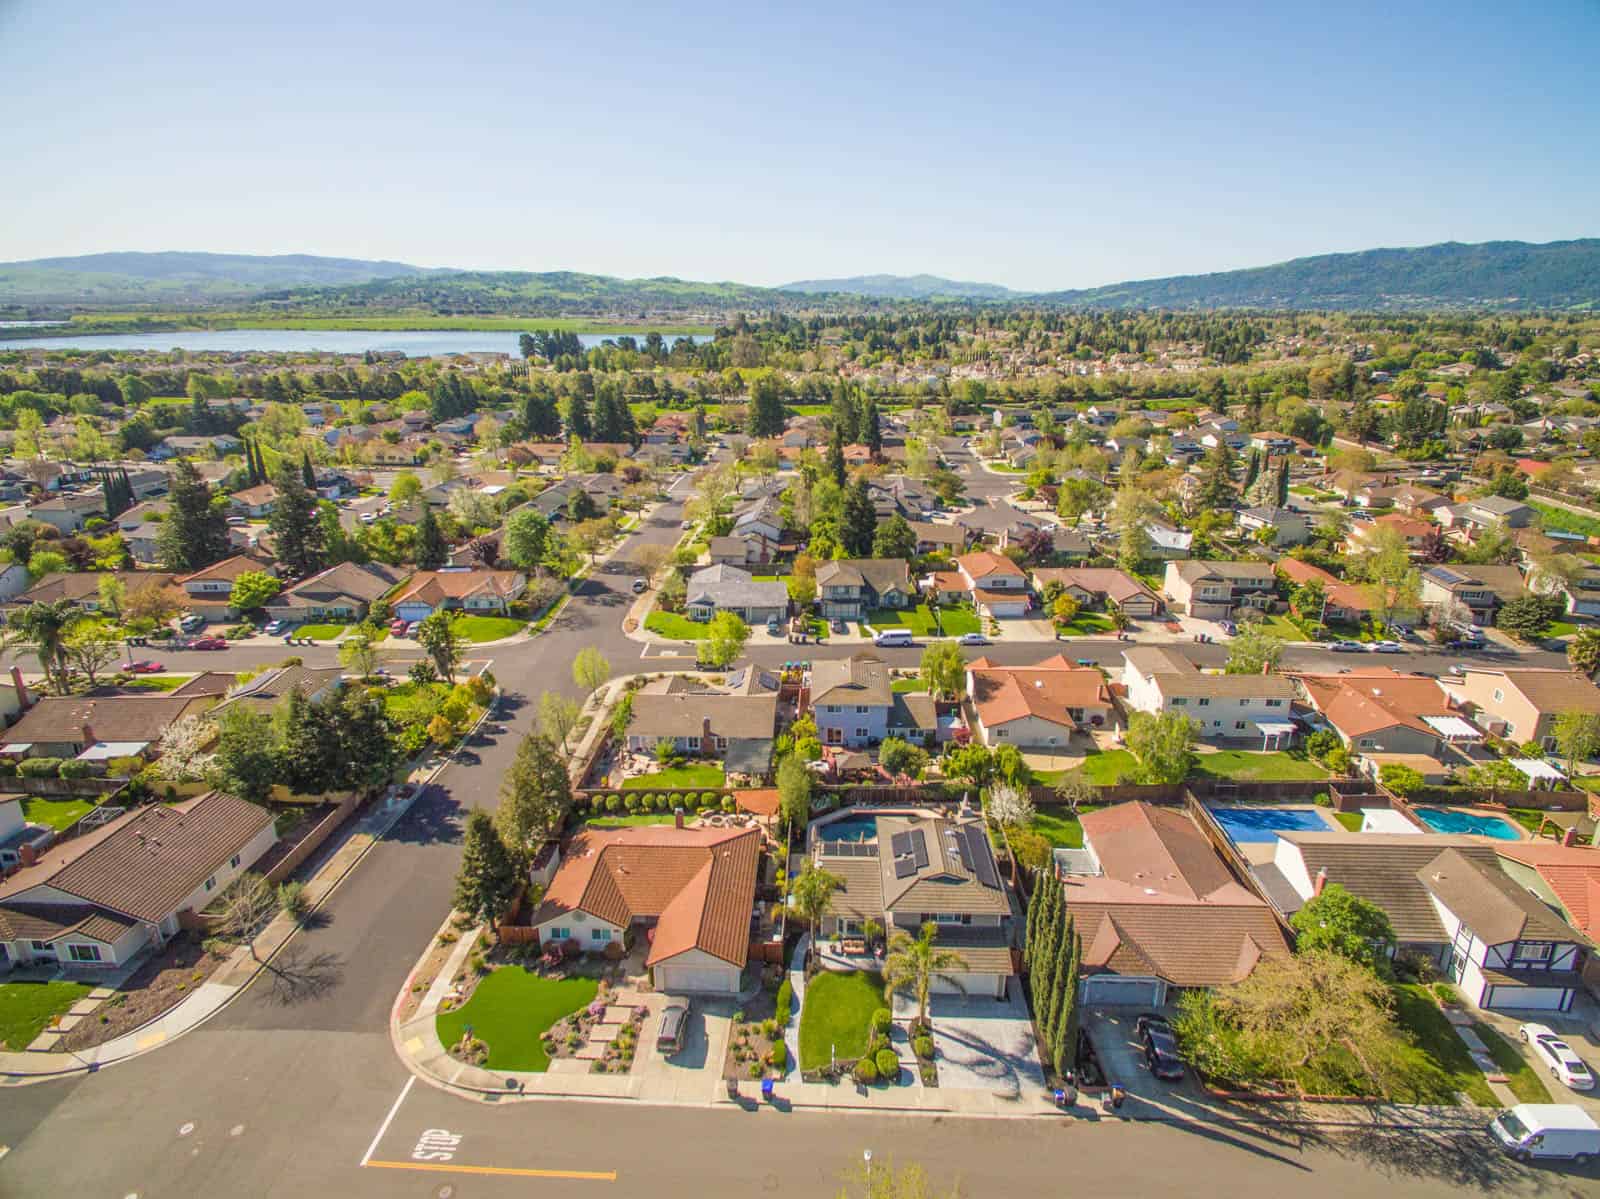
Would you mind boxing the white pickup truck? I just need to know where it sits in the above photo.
[1490,1104,1600,1163]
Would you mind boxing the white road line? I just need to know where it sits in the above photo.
[360,1075,415,1167]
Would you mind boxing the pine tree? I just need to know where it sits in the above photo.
[1197,443,1236,509]
[827,425,847,486]
[564,391,591,440]
[1043,906,1073,1051]
[1275,458,1289,507]
[747,375,786,438]
[301,449,316,490]
[1051,917,1078,1081]
[841,477,877,557]
[157,458,232,572]
[268,460,326,576]
[453,810,519,931]
[862,395,882,457]
[1241,447,1261,492]
[416,506,447,570]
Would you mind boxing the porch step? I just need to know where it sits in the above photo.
[574,1045,607,1060]
[588,1024,622,1044]
[600,1005,636,1024]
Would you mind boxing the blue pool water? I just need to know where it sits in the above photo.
[1208,806,1332,844]
[818,814,878,842]
[1413,807,1521,840]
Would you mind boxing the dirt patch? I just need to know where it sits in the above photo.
[55,934,228,1053]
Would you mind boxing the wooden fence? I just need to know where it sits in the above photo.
[1407,785,1592,812]
[262,791,363,886]
[8,775,125,798]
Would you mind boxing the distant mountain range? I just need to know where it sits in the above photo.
[1,239,1596,313]
[778,274,1016,300]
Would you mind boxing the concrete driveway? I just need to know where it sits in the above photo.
[636,996,732,1104]
[1084,1007,1207,1113]
[909,990,1045,1098]
[1474,995,1600,1119]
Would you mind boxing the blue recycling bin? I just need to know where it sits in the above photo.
[761,1078,775,1100]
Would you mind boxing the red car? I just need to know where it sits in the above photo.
[389,618,409,636]
[188,637,228,651]
[124,660,165,674]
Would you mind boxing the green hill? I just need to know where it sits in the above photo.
[778,273,1014,300]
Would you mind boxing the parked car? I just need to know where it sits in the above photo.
[766,616,782,635]
[124,660,165,674]
[390,618,410,636]
[957,633,990,646]
[1491,1103,1600,1163]
[1218,620,1238,636]
[1135,1014,1184,1081]
[404,621,421,637]
[178,613,204,631]
[226,515,249,526]
[360,512,379,524]
[831,618,847,634]
[263,620,287,636]
[679,519,692,530]
[1371,640,1403,654]
[188,637,228,651]
[631,578,648,594]
[656,998,690,1056]
[1520,1023,1595,1091]
[1329,640,1365,653]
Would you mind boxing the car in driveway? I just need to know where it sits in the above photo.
[1135,1014,1185,1081]
[656,998,690,1057]
[124,659,165,674]
[631,578,648,594]
[188,637,228,650]
[957,633,990,646]
[390,618,410,636]
[1521,1023,1595,1091]
[1371,640,1403,653]
[263,620,287,636]
[1329,639,1365,652]
[831,617,847,635]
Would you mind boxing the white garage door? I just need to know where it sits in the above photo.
[932,972,1005,998]
[1486,985,1569,1011]
[1081,975,1163,1007]
[655,965,736,994]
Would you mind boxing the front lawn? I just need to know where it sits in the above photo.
[1191,750,1327,782]
[20,796,95,832]
[864,605,939,636]
[1546,621,1581,640]
[451,616,525,643]
[1252,614,1308,642]
[644,611,709,640]
[1476,1022,1553,1104]
[118,674,190,691]
[620,763,726,789]
[435,968,598,1073]
[1077,747,1140,785]
[799,970,884,1071]
[934,605,980,636]
[1390,984,1496,1106]
[295,623,348,641]
[1058,612,1115,637]
[0,979,93,1050]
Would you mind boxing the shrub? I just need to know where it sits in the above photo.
[56,760,93,779]
[871,1008,892,1036]
[0,758,14,777]
[912,1035,934,1060]
[721,795,736,813]
[624,792,641,813]
[606,795,623,813]
[278,881,310,924]
[1312,791,1332,807]
[18,757,62,778]
[748,1061,763,1079]
[875,1048,899,1081]
[768,1042,787,1070]
[760,1018,778,1039]
[775,979,793,1025]
[852,1058,878,1084]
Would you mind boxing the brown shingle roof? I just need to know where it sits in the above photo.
[1031,567,1158,607]
[391,569,524,607]
[628,692,776,741]
[0,793,274,922]
[19,571,176,605]
[176,554,276,586]
[810,654,891,708]
[1297,669,1456,739]
[1418,848,1589,947]
[874,815,1009,916]
[531,826,759,966]
[0,694,203,748]
[1488,669,1600,717]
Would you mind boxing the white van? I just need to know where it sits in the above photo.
[1490,1104,1600,1163]
[872,629,914,647]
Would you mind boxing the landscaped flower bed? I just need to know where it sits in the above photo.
[723,980,789,1081]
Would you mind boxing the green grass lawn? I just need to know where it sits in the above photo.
[891,677,924,693]
[1252,614,1308,642]
[1506,807,1550,833]
[1059,612,1115,637]
[584,813,683,828]
[1077,747,1140,785]
[1333,811,1364,832]
[1390,984,1496,1106]
[0,980,93,1051]
[935,605,981,636]
[864,605,939,636]
[19,796,96,832]
[1476,1023,1554,1104]
[295,623,348,641]
[1028,805,1104,849]
[620,763,726,789]
[450,615,525,643]
[799,970,884,1071]
[117,674,190,691]
[1191,750,1327,782]
[1546,621,1581,640]
[644,611,709,640]
[1531,501,1600,539]
[435,968,599,1073]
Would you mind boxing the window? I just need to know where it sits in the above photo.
[826,705,842,714]
[1197,698,1210,707]
[68,944,102,963]
[1514,942,1554,965]
[921,913,972,926]
[856,705,868,714]
[591,928,612,942]
[1171,697,1187,706]
[30,940,49,951]
[715,736,728,750]
[855,728,868,739]
[1265,699,1283,708]
[549,928,571,941]
[995,728,1008,738]
[230,854,241,869]
[203,876,216,892]
[1235,721,1247,730]
[1492,688,1504,703]
[1239,699,1250,707]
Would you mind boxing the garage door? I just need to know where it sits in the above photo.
[1081,975,1162,1007]
[932,972,1005,998]
[1486,985,1570,1011]
[654,965,736,994]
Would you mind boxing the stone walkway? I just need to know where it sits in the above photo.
[1443,1008,1520,1106]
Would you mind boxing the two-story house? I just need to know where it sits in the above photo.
[1121,647,1296,744]
[1420,564,1527,625]
[27,492,106,535]
[1447,667,1600,751]
[175,554,279,619]
[954,551,1029,619]
[228,484,278,519]
[815,559,912,621]
[1161,560,1276,621]
[1237,506,1310,546]
[807,653,892,747]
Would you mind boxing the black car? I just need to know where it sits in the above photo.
[1135,1014,1184,1081]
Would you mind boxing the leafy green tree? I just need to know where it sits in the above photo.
[503,508,551,571]
[789,861,842,930]
[389,472,423,505]
[416,611,466,682]
[229,571,281,612]
[702,610,750,668]
[1567,627,1600,675]
[1554,710,1600,775]
[338,631,383,679]
[538,690,582,755]
[453,810,519,932]
[1197,443,1236,508]
[840,478,877,558]
[1223,617,1284,675]
[572,647,610,694]
[941,743,996,788]
[918,641,966,700]
[827,425,847,486]
[563,391,592,440]
[1289,884,1396,974]
[879,737,928,779]
[268,460,327,577]
[872,514,916,560]
[1377,762,1424,797]
[209,707,280,805]
[158,459,231,572]
[1,599,83,694]
[415,506,447,570]
[884,922,969,1027]
[1125,709,1197,784]
[1497,594,1560,642]
[746,375,786,438]
[495,733,571,853]
[776,752,813,831]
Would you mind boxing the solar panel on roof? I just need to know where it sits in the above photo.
[890,831,911,857]
[893,855,917,879]
[962,827,1000,887]
[911,829,928,869]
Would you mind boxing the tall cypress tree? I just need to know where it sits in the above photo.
[862,395,882,457]
[301,449,317,490]
[1241,447,1261,492]
[1275,458,1290,507]
[268,460,326,576]
[416,506,447,570]
[1025,868,1046,977]
[1051,917,1079,1080]
[1034,886,1063,1055]
[827,425,847,487]
[1043,907,1073,1051]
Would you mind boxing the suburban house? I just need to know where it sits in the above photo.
[706,535,771,568]
[0,796,52,872]
[1161,560,1275,621]
[815,559,912,621]
[527,825,760,994]
[390,569,527,622]
[1031,567,1162,618]
[807,654,892,748]
[27,492,105,534]
[176,554,278,618]
[1420,564,1527,625]
[0,692,223,760]
[0,561,35,603]
[1121,648,1296,744]
[885,691,962,747]
[683,565,788,625]
[954,551,1029,619]
[1057,802,1290,1007]
[908,520,967,556]
[1419,848,1588,1011]
[1146,524,1194,559]
[228,483,278,519]
[1247,431,1298,455]
[730,495,785,547]
[264,561,407,624]
[1445,495,1536,533]
[1293,668,1479,763]
[814,809,1015,998]
[1275,558,1371,624]
[624,672,777,776]
[1348,512,1436,556]
[966,655,1111,747]
[1446,667,1600,750]
[0,793,277,971]
[114,501,168,564]
[15,570,177,613]
[1237,506,1310,546]
[1497,843,1600,987]
[157,433,244,458]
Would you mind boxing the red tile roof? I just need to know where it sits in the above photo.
[968,655,1108,727]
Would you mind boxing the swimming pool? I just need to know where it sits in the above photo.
[1208,806,1333,844]
[817,814,878,842]
[1412,807,1521,840]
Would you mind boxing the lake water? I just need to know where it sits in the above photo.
[0,329,709,355]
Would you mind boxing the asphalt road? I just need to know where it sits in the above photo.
[0,482,1587,1197]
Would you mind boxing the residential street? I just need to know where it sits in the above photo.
[0,488,1588,1198]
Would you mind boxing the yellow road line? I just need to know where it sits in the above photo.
[364,1159,616,1181]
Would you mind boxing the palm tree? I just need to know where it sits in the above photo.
[1,599,83,694]
[883,921,969,1028]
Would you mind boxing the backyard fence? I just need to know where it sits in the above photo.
[261,791,364,886]
[1406,785,1592,812]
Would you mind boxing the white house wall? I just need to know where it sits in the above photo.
[980,713,1078,749]
[172,821,280,920]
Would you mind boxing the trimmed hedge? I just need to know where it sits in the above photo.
[875,1048,899,1080]
[775,980,794,1026]
[18,757,62,778]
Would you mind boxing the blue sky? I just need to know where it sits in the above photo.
[2,0,1596,290]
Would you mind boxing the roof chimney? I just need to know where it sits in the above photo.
[82,723,96,747]
[674,806,685,830]
[1313,866,1327,896]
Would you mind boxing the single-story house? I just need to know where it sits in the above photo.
[228,484,278,519]
[391,569,527,622]
[684,565,788,625]
[625,673,778,767]
[966,654,1111,747]
[0,692,221,760]
[1031,567,1162,618]
[264,561,407,624]
[1293,667,1477,759]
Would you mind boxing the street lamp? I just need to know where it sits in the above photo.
[863,1149,873,1184]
